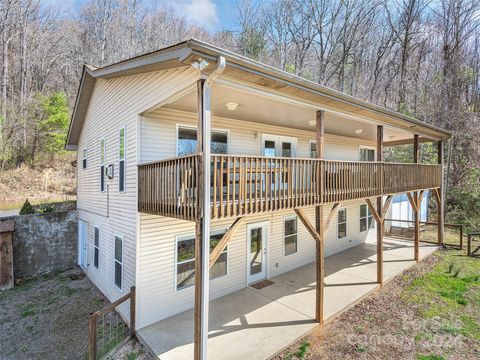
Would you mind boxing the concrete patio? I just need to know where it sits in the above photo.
[137,238,437,360]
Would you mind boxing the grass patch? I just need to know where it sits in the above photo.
[417,355,445,360]
[284,340,310,360]
[63,287,78,296]
[20,303,36,318]
[401,251,480,318]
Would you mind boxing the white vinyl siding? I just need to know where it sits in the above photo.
[76,66,200,324]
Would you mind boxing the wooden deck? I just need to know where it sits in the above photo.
[137,154,442,221]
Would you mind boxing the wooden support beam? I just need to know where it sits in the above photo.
[295,208,322,244]
[209,217,245,268]
[382,195,393,219]
[413,134,420,262]
[376,125,384,285]
[315,109,325,326]
[323,203,341,234]
[365,198,381,224]
[406,192,418,212]
[437,140,445,247]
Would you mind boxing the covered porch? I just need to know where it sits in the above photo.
[137,237,437,360]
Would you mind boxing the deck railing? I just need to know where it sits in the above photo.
[138,154,442,221]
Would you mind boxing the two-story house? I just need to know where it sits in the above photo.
[66,39,451,360]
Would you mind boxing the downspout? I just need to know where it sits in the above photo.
[197,55,225,360]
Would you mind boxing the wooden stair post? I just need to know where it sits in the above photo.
[437,140,445,247]
[413,134,420,262]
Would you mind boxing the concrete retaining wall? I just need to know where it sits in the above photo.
[3,211,77,279]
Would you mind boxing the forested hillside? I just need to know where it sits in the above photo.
[0,0,479,227]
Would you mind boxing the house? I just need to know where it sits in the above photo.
[66,39,451,360]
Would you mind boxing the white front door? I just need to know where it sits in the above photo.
[78,220,88,269]
[247,222,269,284]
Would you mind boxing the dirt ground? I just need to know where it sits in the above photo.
[0,268,107,360]
[276,250,480,360]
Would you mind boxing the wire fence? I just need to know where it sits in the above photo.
[384,219,463,249]
[89,286,135,360]
[467,233,480,257]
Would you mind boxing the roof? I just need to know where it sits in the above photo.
[66,39,452,149]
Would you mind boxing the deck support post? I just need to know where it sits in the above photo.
[315,110,325,326]
[413,134,420,262]
[437,140,445,247]
[194,78,211,360]
[376,125,384,285]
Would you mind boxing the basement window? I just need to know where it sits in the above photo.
[176,229,228,291]
[114,235,123,289]
[94,226,100,269]
[338,208,347,239]
[284,217,298,256]
[82,148,88,169]
[360,204,374,232]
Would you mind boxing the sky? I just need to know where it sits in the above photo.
[42,0,243,33]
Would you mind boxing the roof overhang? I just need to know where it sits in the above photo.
[66,39,451,149]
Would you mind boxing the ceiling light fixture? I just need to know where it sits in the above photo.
[226,102,239,111]
[308,120,316,126]
[354,129,363,134]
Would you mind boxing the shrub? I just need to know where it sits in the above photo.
[19,199,35,215]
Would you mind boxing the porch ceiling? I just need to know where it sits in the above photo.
[159,83,414,143]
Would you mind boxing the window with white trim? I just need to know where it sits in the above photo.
[114,235,122,289]
[100,139,105,192]
[284,217,298,256]
[310,141,316,158]
[119,127,125,192]
[177,126,228,156]
[360,204,374,232]
[176,229,228,290]
[94,226,100,268]
[359,147,375,161]
[338,208,347,239]
[82,148,88,169]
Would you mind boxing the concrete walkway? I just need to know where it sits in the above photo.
[137,238,437,360]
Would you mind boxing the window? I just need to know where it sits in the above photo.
[284,217,298,256]
[119,127,125,192]
[100,139,105,192]
[337,208,347,239]
[359,147,375,161]
[360,204,375,232]
[282,142,292,157]
[176,230,228,290]
[94,226,100,268]
[177,126,228,156]
[264,140,276,157]
[82,148,88,169]
[310,141,316,158]
[114,235,123,289]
